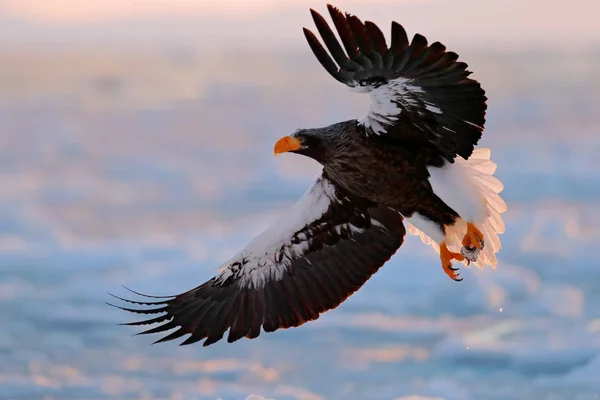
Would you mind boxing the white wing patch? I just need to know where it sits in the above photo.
[425,104,443,114]
[214,176,381,291]
[406,148,507,269]
[215,175,337,290]
[355,77,425,135]
[405,213,445,244]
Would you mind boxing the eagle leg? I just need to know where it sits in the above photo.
[460,222,485,262]
[440,241,465,282]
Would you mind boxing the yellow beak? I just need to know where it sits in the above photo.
[273,136,302,156]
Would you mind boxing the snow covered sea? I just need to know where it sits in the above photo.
[0,48,599,400]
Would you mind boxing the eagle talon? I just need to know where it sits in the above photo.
[461,223,485,262]
[440,241,465,282]
[444,267,462,281]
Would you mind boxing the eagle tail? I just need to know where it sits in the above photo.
[407,148,507,268]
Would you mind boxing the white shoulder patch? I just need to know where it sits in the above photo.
[354,77,426,135]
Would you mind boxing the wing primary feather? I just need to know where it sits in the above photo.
[120,315,172,327]
[228,293,252,341]
[246,291,265,339]
[107,292,167,306]
[280,275,308,325]
[303,28,345,83]
[271,283,297,329]
[364,21,388,53]
[262,284,282,333]
[234,293,255,340]
[178,301,222,344]
[419,62,470,81]
[310,9,348,67]
[203,299,235,347]
[422,42,447,65]
[181,299,226,346]
[410,33,429,54]
[321,258,353,297]
[290,274,321,321]
[402,34,429,74]
[179,333,203,346]
[138,320,179,335]
[408,42,447,76]
[161,300,204,329]
[121,285,174,299]
[105,302,169,315]
[416,51,458,78]
[327,4,359,58]
[295,269,328,314]
[306,266,337,310]
[152,327,188,345]
[390,21,409,55]
[346,13,373,54]
[313,259,345,302]
[241,292,259,338]
[181,301,221,343]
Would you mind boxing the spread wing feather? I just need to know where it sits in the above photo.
[304,4,487,161]
[109,174,405,346]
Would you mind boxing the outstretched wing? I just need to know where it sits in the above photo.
[110,174,405,347]
[304,4,487,161]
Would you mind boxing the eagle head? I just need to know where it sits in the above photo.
[274,125,347,163]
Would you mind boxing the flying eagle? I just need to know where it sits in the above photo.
[110,4,506,347]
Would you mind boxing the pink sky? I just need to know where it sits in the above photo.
[0,0,596,50]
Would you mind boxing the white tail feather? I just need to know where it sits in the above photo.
[406,148,507,268]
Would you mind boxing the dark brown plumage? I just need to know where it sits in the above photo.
[109,3,506,347]
[304,5,487,161]
[292,120,461,229]
[110,177,406,346]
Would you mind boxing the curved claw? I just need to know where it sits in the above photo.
[454,276,463,282]
[440,241,465,281]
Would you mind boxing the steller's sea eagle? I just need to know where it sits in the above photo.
[110,4,506,347]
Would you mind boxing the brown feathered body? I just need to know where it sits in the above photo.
[301,120,460,230]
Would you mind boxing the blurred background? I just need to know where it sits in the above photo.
[1,1,600,399]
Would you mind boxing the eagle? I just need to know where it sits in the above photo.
[110,4,506,347]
